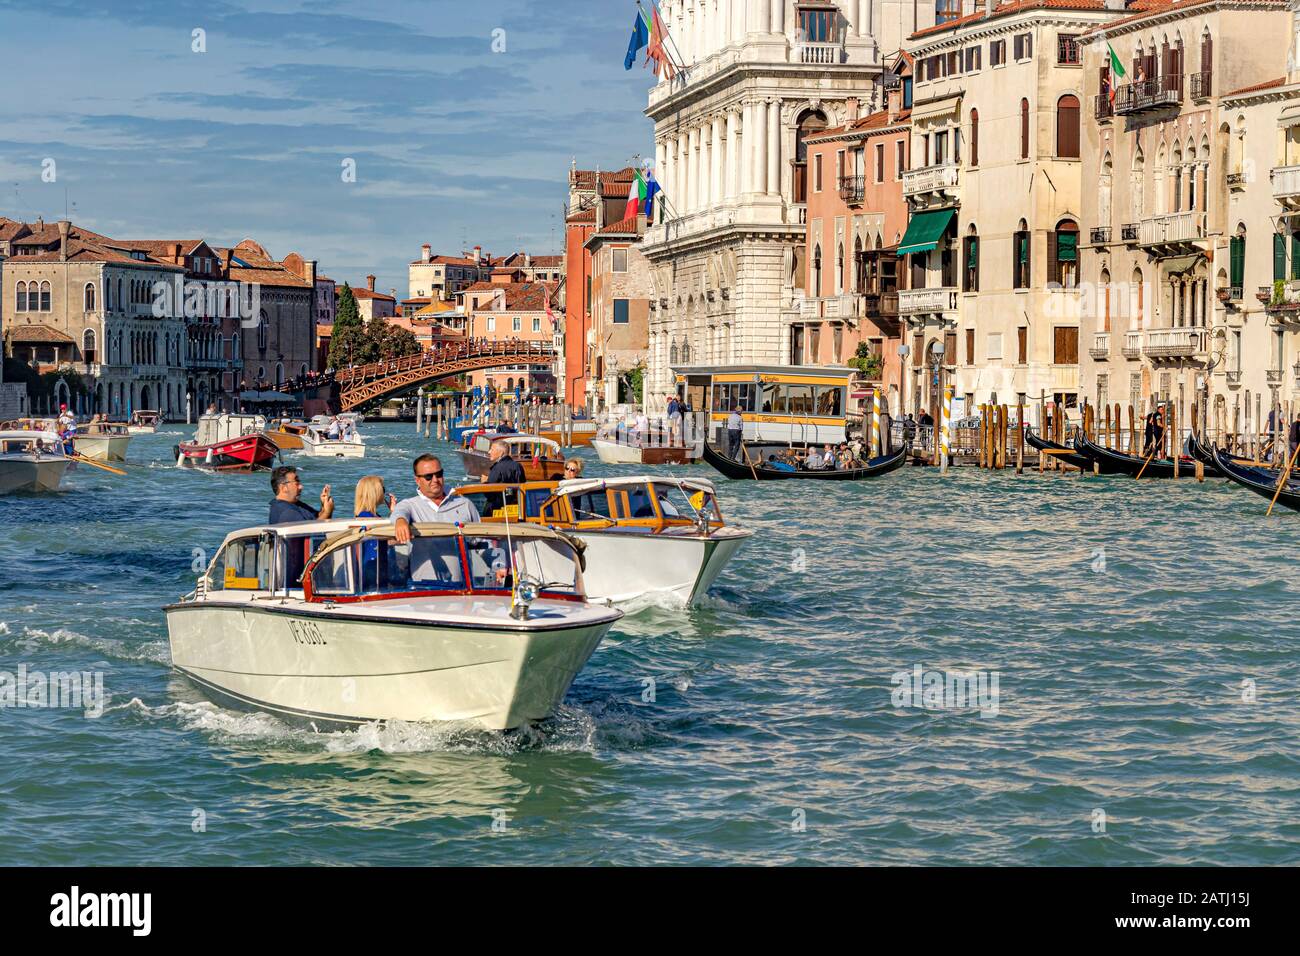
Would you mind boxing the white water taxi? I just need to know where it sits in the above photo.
[75,420,132,462]
[127,410,162,434]
[164,520,621,731]
[300,414,365,458]
[0,430,71,493]
[458,476,753,605]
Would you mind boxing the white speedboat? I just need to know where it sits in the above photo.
[74,421,132,462]
[459,475,753,605]
[0,430,71,493]
[591,421,696,465]
[127,410,162,434]
[164,520,621,731]
[301,415,365,458]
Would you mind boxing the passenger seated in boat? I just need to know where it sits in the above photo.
[822,444,838,469]
[806,448,824,469]
[767,454,796,473]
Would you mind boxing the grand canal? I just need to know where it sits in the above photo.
[0,422,1296,865]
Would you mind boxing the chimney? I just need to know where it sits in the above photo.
[847,97,860,123]
[421,243,431,263]
[367,274,376,292]
[1104,0,1125,8]
[306,259,317,288]
[57,220,70,262]
[525,252,532,268]
[474,245,482,265]
[171,242,183,263]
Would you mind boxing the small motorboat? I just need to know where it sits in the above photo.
[460,475,753,605]
[538,420,598,448]
[165,520,622,730]
[174,413,279,472]
[590,420,696,465]
[0,429,71,493]
[701,439,907,481]
[265,420,310,451]
[459,432,567,481]
[73,420,132,462]
[127,410,162,434]
[300,415,365,458]
[1212,446,1300,511]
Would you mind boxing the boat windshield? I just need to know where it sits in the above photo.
[305,531,582,599]
[652,482,722,525]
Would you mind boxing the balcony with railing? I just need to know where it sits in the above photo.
[799,40,844,64]
[1272,165,1300,207]
[898,287,958,315]
[1143,327,1206,359]
[1090,226,1111,245]
[902,162,959,206]
[1137,211,1205,248]
[1094,93,1113,121]
[1189,71,1212,100]
[1114,75,1183,115]
[1121,223,1139,243]
[838,174,865,205]
[1267,368,1283,385]
[1122,331,1143,359]
[1089,332,1111,360]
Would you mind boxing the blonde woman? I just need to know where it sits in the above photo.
[563,458,583,479]
[354,474,395,518]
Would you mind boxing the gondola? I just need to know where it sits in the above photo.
[1212,446,1300,511]
[1073,429,1221,479]
[1186,430,1254,470]
[1024,428,1126,473]
[701,439,908,481]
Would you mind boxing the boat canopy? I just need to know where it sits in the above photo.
[556,475,716,497]
[466,432,562,455]
[0,429,63,448]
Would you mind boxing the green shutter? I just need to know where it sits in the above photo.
[1018,234,1028,264]
[1230,236,1245,288]
[1291,232,1300,280]
[1275,233,1286,281]
[1057,232,1077,262]
[967,237,978,269]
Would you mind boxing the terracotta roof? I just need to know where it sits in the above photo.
[910,0,1167,41]
[463,281,558,311]
[4,323,74,344]
[213,243,312,288]
[14,238,186,269]
[349,287,396,301]
[1077,0,1270,35]
[807,107,912,142]
[571,167,638,189]
[410,254,483,266]
[1222,76,1288,97]
[113,239,207,259]
[589,216,640,239]
[566,209,597,224]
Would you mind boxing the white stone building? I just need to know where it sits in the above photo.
[641,1,933,408]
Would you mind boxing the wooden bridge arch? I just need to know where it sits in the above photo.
[323,341,558,411]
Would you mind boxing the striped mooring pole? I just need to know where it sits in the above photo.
[940,384,954,474]
[871,388,882,458]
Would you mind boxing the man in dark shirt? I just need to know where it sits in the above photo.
[268,465,334,524]
[486,440,526,484]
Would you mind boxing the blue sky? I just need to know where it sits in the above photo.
[0,0,655,296]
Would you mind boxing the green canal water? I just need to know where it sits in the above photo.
[0,423,1296,865]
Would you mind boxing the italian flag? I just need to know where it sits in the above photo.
[1107,41,1126,104]
[624,169,648,222]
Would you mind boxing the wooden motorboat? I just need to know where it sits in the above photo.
[127,410,161,434]
[460,476,752,605]
[164,520,621,730]
[590,420,696,465]
[538,420,598,448]
[175,413,279,472]
[300,416,365,458]
[1073,429,1220,479]
[701,439,907,481]
[458,432,566,482]
[265,420,310,450]
[1212,447,1300,511]
[0,429,70,493]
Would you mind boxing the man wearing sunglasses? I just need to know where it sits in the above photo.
[393,454,482,544]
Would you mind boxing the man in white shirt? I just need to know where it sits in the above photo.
[393,454,505,584]
[726,406,744,458]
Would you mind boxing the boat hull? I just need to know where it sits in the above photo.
[576,527,752,604]
[701,440,908,480]
[0,457,70,494]
[300,436,366,458]
[459,449,566,482]
[1074,431,1220,479]
[126,425,157,435]
[74,433,131,462]
[175,433,280,472]
[164,602,611,731]
[1212,447,1300,511]
[590,438,694,465]
[265,428,305,450]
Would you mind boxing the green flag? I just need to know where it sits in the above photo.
[1107,42,1126,104]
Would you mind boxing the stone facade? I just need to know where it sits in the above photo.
[586,216,652,411]
[1078,0,1292,435]
[642,1,932,410]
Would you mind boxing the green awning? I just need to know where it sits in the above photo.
[897,208,955,256]
[1057,232,1077,262]
[1162,253,1202,275]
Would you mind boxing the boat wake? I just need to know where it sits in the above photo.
[107,695,663,756]
[2,624,171,666]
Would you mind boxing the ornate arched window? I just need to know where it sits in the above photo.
[40,281,52,311]
[84,282,96,312]
[15,281,26,312]
[1050,219,1079,287]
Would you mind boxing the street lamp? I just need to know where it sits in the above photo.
[897,342,911,416]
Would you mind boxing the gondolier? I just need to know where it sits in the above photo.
[726,406,743,459]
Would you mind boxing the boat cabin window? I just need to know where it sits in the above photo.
[610,484,656,520]
[784,384,815,416]
[566,489,613,523]
[404,537,469,589]
[755,381,846,417]
[651,483,721,524]
[815,386,844,417]
[461,488,525,520]
[760,382,784,414]
[508,537,580,594]
[279,533,326,590]
[212,535,273,591]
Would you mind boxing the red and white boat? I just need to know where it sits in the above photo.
[174,413,279,472]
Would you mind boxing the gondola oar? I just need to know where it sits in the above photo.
[1134,444,1159,480]
[1266,440,1300,516]
[739,442,759,481]
[64,453,127,476]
